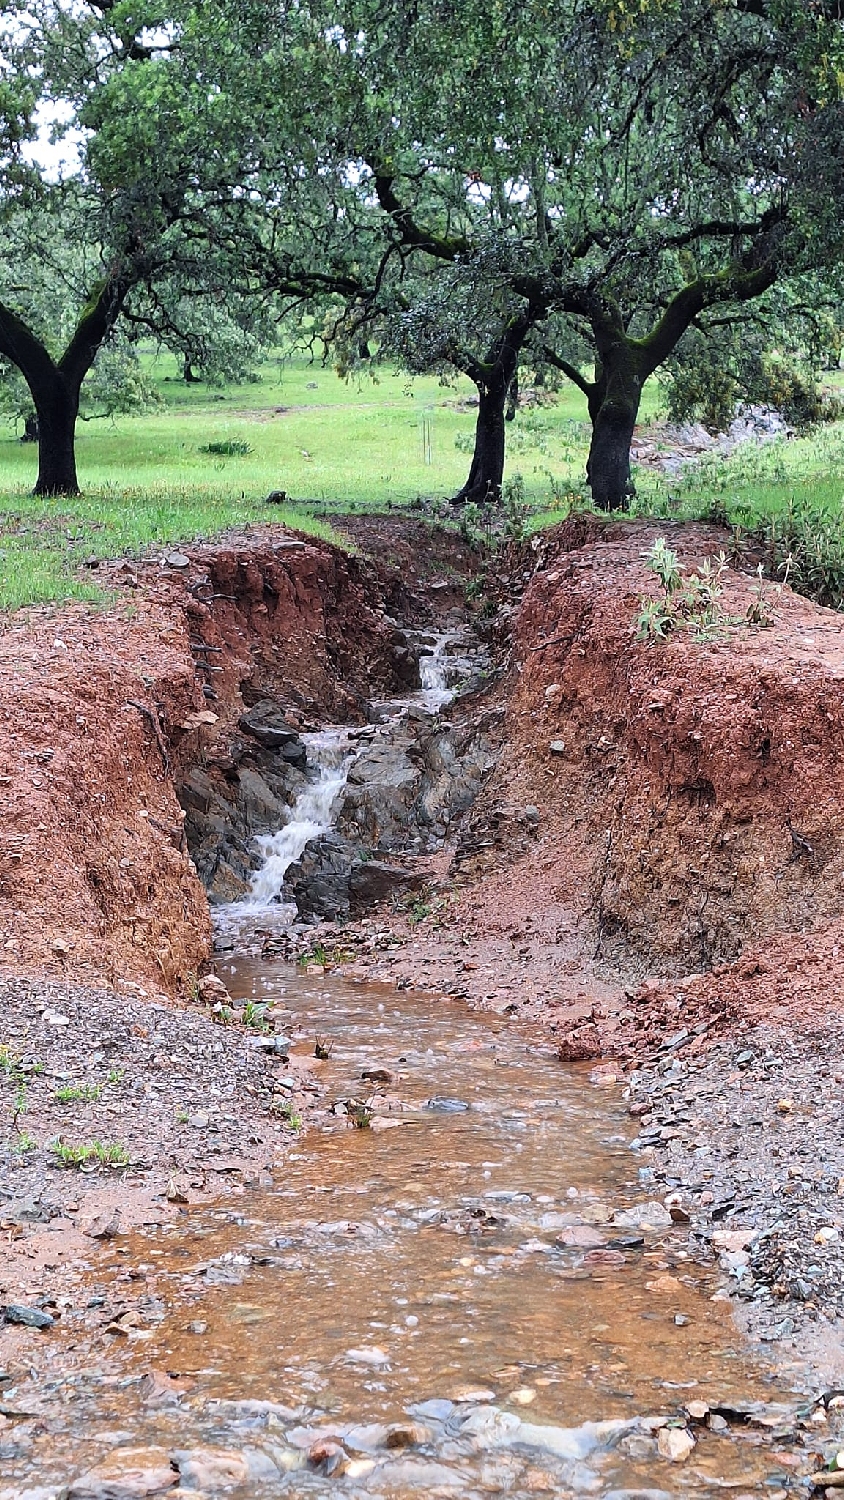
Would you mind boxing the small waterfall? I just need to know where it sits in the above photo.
[417,635,454,711]
[221,631,470,927]
[241,730,357,913]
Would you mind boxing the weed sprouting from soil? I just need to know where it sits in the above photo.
[243,1001,270,1031]
[52,1140,130,1169]
[54,1083,103,1104]
[637,540,729,642]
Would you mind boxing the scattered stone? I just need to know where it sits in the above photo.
[612,1202,672,1230]
[684,1401,709,1422]
[66,1447,178,1497]
[3,1304,54,1330]
[657,1426,695,1462]
[83,1210,121,1240]
[555,1225,608,1248]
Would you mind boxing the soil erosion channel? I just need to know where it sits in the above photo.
[5,582,836,1500]
[4,968,811,1499]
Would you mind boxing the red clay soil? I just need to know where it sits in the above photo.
[352,516,844,1059]
[5,512,844,1058]
[0,523,428,997]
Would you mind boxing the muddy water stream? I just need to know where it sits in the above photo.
[6,633,815,1499]
[11,968,807,1499]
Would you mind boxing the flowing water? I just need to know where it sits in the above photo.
[246,730,361,912]
[7,967,807,1499]
[4,635,816,1497]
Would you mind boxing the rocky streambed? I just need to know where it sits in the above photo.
[4,967,844,1500]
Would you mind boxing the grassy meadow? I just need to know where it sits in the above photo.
[2,349,844,611]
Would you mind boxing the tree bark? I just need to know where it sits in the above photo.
[33,377,82,496]
[452,376,508,505]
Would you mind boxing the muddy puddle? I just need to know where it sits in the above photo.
[5,966,817,1499]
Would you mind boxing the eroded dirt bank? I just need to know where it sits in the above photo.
[4,515,844,1388]
[0,519,475,1300]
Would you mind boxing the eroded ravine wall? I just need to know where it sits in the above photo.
[502,520,844,978]
[0,528,423,996]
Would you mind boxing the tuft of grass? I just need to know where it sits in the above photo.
[199,439,253,457]
[243,1000,270,1031]
[54,1083,103,1104]
[52,1140,129,1168]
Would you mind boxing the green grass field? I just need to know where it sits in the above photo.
[2,349,844,610]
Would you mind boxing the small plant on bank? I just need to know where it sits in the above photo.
[503,472,528,541]
[298,942,328,969]
[13,1131,37,1154]
[243,1000,270,1032]
[637,538,729,642]
[52,1140,129,1169]
[270,1099,302,1128]
[745,559,791,627]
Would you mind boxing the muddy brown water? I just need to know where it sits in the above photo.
[7,966,811,1498]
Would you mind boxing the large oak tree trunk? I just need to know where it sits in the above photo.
[452,377,507,506]
[33,378,82,497]
[586,360,642,512]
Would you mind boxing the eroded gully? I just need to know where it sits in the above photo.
[5,636,833,1499]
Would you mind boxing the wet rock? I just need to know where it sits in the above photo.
[83,1209,121,1240]
[383,1421,432,1449]
[307,1438,349,1476]
[555,1226,608,1248]
[344,1345,390,1366]
[3,1304,54,1330]
[426,1097,470,1113]
[172,1448,278,1488]
[612,1202,672,1230]
[66,1448,178,1498]
[349,859,423,909]
[459,1407,635,1459]
[412,1399,454,1422]
[378,1458,465,1490]
[196,972,232,1005]
[604,1491,673,1500]
[238,703,307,765]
